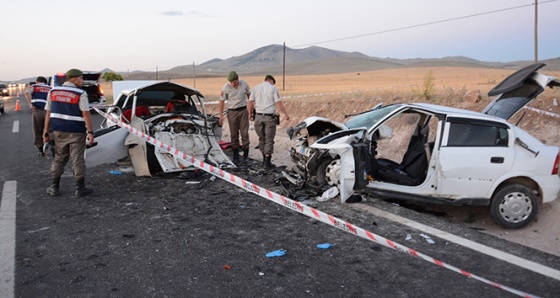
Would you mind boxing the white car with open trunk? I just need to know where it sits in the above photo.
[286,63,560,229]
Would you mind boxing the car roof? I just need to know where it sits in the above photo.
[404,103,512,123]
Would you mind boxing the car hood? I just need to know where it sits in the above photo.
[483,63,560,120]
[286,116,347,140]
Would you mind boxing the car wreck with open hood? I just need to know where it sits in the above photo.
[285,63,560,229]
[86,81,235,176]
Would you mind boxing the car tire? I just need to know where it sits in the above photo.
[490,184,539,229]
[317,157,340,186]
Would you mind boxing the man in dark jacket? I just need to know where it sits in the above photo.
[43,69,95,197]
[24,76,51,156]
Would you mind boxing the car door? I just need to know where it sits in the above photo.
[436,117,514,199]
[85,126,129,168]
[311,128,368,202]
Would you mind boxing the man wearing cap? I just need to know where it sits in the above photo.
[43,68,95,197]
[219,71,251,164]
[248,74,290,169]
[24,76,52,156]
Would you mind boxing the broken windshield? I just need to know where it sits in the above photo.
[346,105,400,130]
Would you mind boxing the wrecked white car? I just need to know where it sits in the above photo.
[286,63,560,229]
[86,81,234,176]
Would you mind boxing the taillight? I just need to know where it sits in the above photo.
[553,152,560,175]
[99,86,104,96]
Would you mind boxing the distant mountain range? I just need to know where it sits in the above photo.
[9,44,560,83]
[123,44,559,80]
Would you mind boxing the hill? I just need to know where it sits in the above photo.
[123,44,560,80]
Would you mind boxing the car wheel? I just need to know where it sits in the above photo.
[490,184,539,229]
[317,157,341,186]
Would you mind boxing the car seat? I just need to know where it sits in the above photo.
[123,105,151,121]
[374,123,430,186]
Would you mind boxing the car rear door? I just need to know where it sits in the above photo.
[436,117,514,199]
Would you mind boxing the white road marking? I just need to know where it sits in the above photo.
[12,121,19,133]
[0,181,17,298]
[355,204,560,282]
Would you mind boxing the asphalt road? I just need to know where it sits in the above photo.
[1,91,559,298]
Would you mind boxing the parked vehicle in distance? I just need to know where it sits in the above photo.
[286,63,560,229]
[86,81,235,177]
[0,83,8,96]
[49,72,107,109]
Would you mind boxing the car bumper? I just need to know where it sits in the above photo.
[539,175,560,203]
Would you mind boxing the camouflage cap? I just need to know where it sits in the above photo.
[66,68,83,78]
[265,74,276,84]
[227,71,238,82]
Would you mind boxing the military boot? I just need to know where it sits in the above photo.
[264,155,274,170]
[46,178,60,196]
[232,149,240,164]
[75,179,93,197]
[242,148,249,163]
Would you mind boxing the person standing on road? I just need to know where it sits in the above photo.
[24,76,52,156]
[219,71,251,164]
[247,74,290,169]
[43,68,95,197]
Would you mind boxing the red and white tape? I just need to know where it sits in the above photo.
[94,107,538,298]
[523,106,560,119]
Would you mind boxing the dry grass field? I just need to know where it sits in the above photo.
[101,66,560,145]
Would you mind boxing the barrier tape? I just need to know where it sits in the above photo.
[203,87,394,106]
[523,106,560,119]
[94,107,539,298]
[205,88,559,120]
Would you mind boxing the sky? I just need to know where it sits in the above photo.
[1,0,558,81]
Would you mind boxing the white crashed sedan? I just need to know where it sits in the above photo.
[286,63,560,229]
[86,81,234,176]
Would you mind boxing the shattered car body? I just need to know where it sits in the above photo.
[86,81,234,176]
[287,63,560,229]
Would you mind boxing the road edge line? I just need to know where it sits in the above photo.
[354,203,560,281]
[0,181,17,298]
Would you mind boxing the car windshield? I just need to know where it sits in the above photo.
[346,104,401,130]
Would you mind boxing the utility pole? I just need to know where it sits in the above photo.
[283,42,286,91]
[534,0,538,63]
[156,66,159,80]
[193,61,196,88]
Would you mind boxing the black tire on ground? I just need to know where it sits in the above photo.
[490,184,539,229]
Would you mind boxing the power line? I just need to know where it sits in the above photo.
[293,0,558,48]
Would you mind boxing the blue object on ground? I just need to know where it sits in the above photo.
[317,243,334,249]
[266,249,286,258]
[109,170,122,175]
